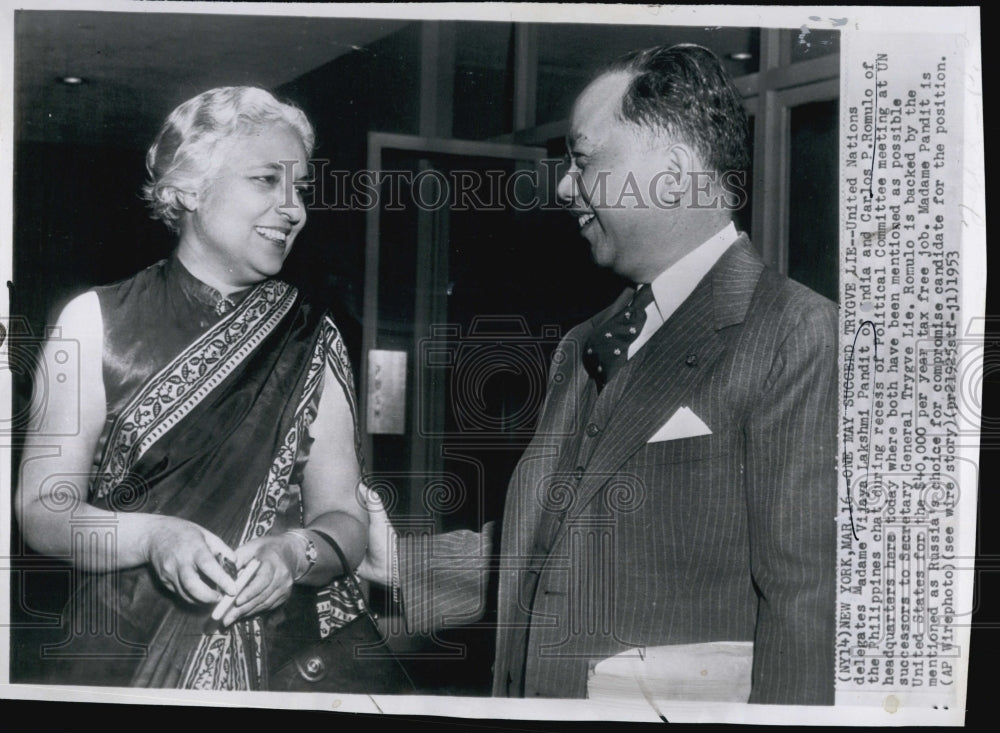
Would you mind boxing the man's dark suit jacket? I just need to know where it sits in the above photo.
[401,234,838,704]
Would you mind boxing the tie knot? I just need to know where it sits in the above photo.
[582,286,654,391]
[630,284,654,313]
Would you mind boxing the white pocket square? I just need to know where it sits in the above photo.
[648,406,712,443]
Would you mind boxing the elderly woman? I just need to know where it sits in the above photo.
[16,87,367,689]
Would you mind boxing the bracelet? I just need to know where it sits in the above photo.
[287,528,318,581]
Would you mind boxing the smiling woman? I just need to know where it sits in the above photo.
[144,88,314,291]
[177,125,308,289]
[14,87,371,689]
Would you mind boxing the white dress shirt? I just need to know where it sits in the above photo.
[628,221,738,359]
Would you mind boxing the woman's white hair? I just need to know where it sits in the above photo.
[142,86,315,232]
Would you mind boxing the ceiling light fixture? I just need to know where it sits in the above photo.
[728,53,753,62]
[59,76,85,85]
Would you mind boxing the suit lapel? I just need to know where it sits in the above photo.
[571,281,723,516]
[555,237,766,537]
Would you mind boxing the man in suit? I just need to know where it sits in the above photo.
[360,43,837,705]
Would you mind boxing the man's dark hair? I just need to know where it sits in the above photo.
[604,43,750,178]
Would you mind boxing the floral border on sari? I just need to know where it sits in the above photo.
[179,314,364,689]
[91,279,298,501]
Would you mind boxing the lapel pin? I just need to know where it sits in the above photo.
[685,354,698,367]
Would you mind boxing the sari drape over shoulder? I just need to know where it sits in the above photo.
[46,258,362,689]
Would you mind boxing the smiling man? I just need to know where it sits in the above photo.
[362,43,838,705]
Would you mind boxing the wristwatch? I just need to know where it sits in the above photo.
[287,528,318,581]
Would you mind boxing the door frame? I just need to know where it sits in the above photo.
[361,132,549,466]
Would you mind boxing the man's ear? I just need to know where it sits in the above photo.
[652,142,694,208]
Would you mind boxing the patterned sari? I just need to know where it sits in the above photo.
[48,275,362,689]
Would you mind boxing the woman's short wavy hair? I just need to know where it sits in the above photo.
[142,86,315,232]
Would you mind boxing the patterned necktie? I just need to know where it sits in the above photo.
[583,284,655,391]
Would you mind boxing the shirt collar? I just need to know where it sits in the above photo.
[647,221,738,323]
